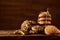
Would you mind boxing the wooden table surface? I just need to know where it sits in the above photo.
[0,30,60,36]
[0,30,60,40]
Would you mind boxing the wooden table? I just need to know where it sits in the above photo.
[0,30,60,40]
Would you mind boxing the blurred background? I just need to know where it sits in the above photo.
[0,0,60,30]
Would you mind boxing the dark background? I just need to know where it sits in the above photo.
[0,0,60,30]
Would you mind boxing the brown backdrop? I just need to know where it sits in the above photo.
[0,0,60,30]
